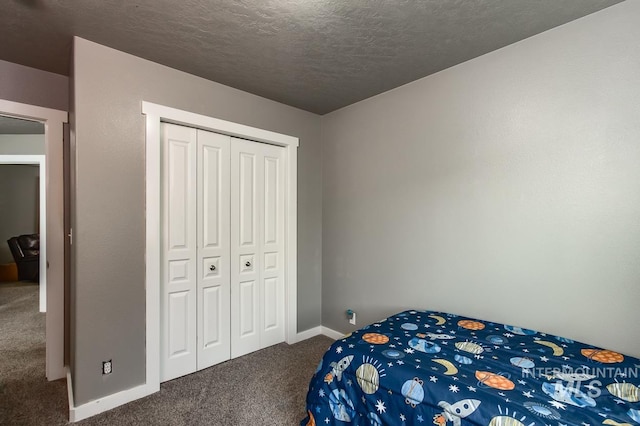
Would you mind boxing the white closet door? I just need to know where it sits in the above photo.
[161,124,287,377]
[196,130,231,369]
[231,139,260,358]
[231,138,285,357]
[161,123,197,382]
[260,143,286,348]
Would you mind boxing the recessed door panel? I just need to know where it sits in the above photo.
[202,286,221,347]
[264,156,279,245]
[168,291,190,357]
[197,130,231,370]
[161,123,197,382]
[202,145,221,248]
[263,277,278,330]
[231,279,260,358]
[261,274,285,347]
[239,152,255,247]
[168,260,190,283]
[239,281,256,337]
[167,141,192,252]
[264,252,277,271]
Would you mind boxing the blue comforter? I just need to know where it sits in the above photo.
[302,310,640,425]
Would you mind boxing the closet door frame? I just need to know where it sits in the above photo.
[143,102,298,394]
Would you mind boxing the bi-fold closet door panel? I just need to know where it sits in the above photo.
[230,138,285,358]
[196,130,231,371]
[161,123,285,382]
[161,124,198,382]
[161,123,230,382]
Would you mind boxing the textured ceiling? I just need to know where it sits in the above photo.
[0,0,624,114]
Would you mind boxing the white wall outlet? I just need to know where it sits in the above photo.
[102,360,112,375]
[349,311,356,326]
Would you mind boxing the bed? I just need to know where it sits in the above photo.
[301,310,640,425]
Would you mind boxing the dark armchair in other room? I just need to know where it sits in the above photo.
[7,234,40,282]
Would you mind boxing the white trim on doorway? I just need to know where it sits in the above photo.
[0,99,67,383]
[141,101,299,397]
[0,155,46,308]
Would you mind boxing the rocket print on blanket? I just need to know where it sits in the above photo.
[432,399,481,426]
[324,355,353,384]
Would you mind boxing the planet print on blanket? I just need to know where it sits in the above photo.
[486,335,509,345]
[356,363,379,394]
[489,416,526,426]
[454,354,473,365]
[362,333,390,345]
[408,337,441,354]
[476,371,515,391]
[606,382,640,402]
[510,357,535,369]
[381,349,405,359]
[402,377,425,407]
[455,341,484,354]
[523,402,561,420]
[581,348,624,364]
[458,319,485,330]
[401,322,418,331]
[328,389,356,422]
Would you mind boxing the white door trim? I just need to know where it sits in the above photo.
[0,99,67,382]
[0,154,46,309]
[142,101,298,393]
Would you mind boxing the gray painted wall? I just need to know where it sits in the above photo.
[0,165,40,264]
[322,0,640,358]
[0,59,69,111]
[0,134,45,155]
[71,37,322,405]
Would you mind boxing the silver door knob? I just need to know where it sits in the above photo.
[245,261,251,267]
[209,265,216,271]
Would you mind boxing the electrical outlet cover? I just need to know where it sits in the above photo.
[102,360,112,375]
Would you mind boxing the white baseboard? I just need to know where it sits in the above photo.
[66,368,74,420]
[321,326,345,340]
[294,325,347,342]
[295,326,322,343]
[69,381,158,422]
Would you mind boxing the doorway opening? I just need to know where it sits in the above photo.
[0,115,68,420]
[0,100,67,387]
[0,116,46,305]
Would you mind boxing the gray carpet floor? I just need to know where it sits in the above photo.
[0,281,333,425]
[0,281,68,425]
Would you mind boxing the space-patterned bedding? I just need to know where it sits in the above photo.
[302,310,640,425]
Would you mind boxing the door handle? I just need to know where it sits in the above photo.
[245,261,251,267]
[209,265,216,271]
